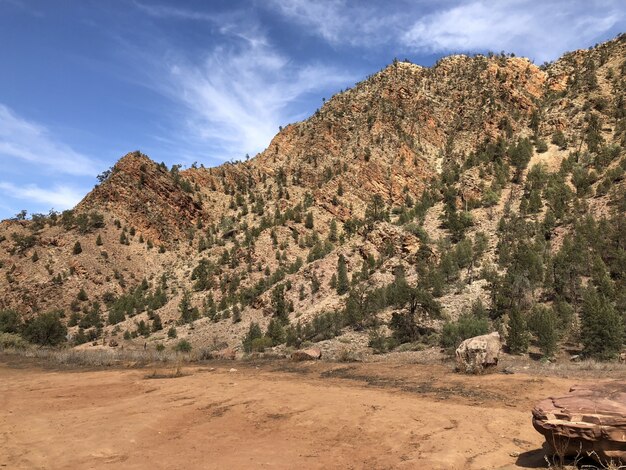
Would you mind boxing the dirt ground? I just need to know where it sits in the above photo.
[0,356,618,470]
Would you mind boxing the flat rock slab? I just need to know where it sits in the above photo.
[532,382,626,464]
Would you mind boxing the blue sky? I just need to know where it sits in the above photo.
[0,0,624,219]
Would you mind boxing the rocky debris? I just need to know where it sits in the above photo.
[213,348,236,360]
[455,332,501,374]
[108,339,118,348]
[291,348,322,361]
[532,382,626,464]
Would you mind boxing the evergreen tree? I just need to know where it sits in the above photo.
[336,254,349,295]
[507,307,529,354]
[529,305,558,358]
[152,313,163,332]
[72,241,82,255]
[305,211,314,229]
[328,219,338,242]
[580,288,623,360]
[266,318,285,345]
[271,285,288,324]
[242,322,263,353]
[179,290,199,324]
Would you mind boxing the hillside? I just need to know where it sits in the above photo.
[1,34,625,361]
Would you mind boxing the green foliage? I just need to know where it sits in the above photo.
[174,339,192,353]
[304,211,314,229]
[440,301,490,350]
[22,311,67,346]
[551,130,567,150]
[271,285,289,324]
[506,308,529,354]
[528,305,558,358]
[266,318,285,345]
[72,241,82,255]
[242,322,263,353]
[179,290,199,324]
[580,288,623,360]
[0,332,29,349]
[336,254,349,295]
[0,309,22,334]
[77,288,88,302]
[167,326,177,339]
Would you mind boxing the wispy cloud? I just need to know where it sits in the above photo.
[402,0,625,63]
[141,30,355,160]
[265,0,399,47]
[133,1,218,22]
[268,0,625,63]
[0,104,100,176]
[0,181,85,212]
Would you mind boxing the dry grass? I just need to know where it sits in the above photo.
[0,345,205,368]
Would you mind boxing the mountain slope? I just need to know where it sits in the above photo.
[1,34,624,360]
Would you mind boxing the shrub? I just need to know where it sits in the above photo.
[440,313,489,350]
[0,309,22,334]
[249,336,273,352]
[22,311,67,346]
[174,339,192,353]
[167,326,177,339]
[72,241,82,255]
[0,332,29,350]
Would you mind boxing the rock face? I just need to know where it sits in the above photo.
[532,383,626,464]
[291,348,322,361]
[455,332,501,373]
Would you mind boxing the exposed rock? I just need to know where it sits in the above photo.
[455,332,501,374]
[214,348,236,360]
[532,382,626,464]
[291,348,322,361]
[108,339,118,348]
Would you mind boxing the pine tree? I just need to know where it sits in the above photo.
[242,322,263,352]
[266,318,285,345]
[179,290,198,324]
[305,211,314,229]
[507,307,529,354]
[328,219,338,242]
[72,241,82,255]
[336,254,349,295]
[580,288,623,360]
[271,285,288,324]
[529,305,558,358]
[96,234,103,246]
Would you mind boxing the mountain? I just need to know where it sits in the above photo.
[1,34,624,360]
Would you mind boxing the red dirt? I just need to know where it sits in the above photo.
[0,358,609,469]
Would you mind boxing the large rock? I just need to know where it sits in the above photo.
[455,332,501,373]
[532,382,626,464]
[291,348,322,361]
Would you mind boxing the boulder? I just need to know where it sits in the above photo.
[532,382,626,464]
[455,332,501,373]
[291,348,322,361]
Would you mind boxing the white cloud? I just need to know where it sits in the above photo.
[402,0,625,63]
[0,104,100,176]
[152,32,355,159]
[265,0,398,46]
[268,0,624,63]
[133,1,218,22]
[0,181,85,211]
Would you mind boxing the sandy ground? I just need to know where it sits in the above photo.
[0,357,612,470]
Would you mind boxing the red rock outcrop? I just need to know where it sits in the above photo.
[532,382,626,464]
